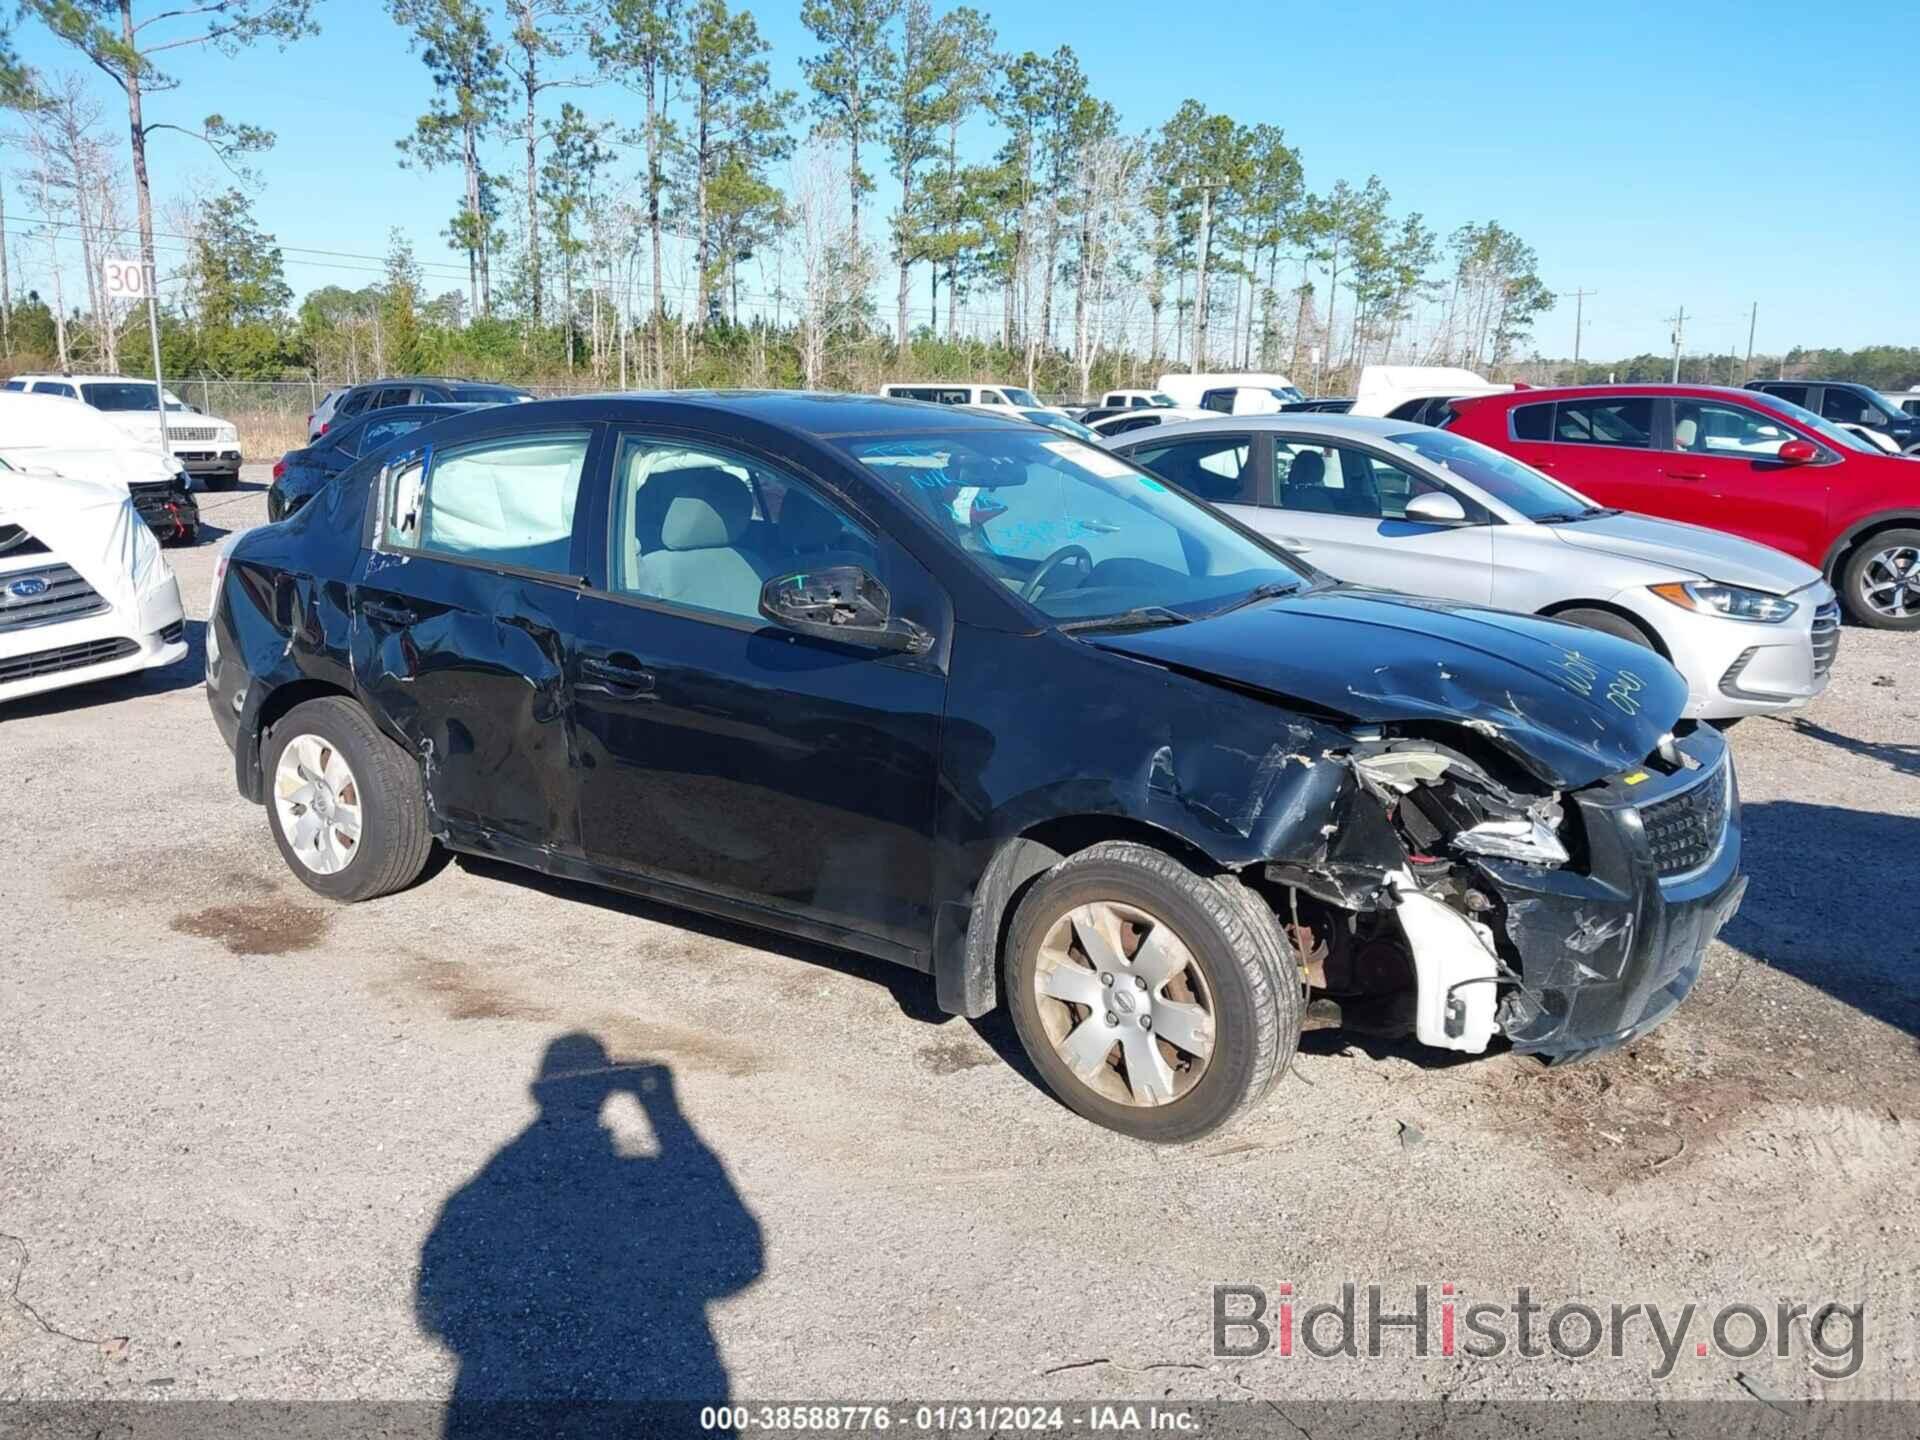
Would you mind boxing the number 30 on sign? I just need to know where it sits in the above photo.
[103,258,148,300]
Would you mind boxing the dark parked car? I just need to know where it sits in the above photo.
[1743,380,1920,453]
[207,394,1745,1140]
[269,403,479,521]
[323,377,532,436]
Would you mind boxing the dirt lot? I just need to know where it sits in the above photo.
[3,470,1917,1408]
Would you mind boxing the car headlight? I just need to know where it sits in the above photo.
[1650,580,1797,624]
[1452,812,1570,866]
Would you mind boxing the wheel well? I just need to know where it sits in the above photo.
[937,815,1228,1019]
[1018,813,1221,876]
[1828,518,1920,580]
[1538,599,1670,659]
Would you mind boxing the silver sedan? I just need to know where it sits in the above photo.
[1107,414,1838,722]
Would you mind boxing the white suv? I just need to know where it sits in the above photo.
[4,373,244,488]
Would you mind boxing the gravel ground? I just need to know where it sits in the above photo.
[2,468,1916,1408]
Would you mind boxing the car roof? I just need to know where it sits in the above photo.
[423,390,1036,441]
[347,376,531,389]
[1451,382,1797,411]
[1104,412,1413,443]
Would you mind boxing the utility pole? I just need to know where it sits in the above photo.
[1742,302,1758,382]
[1561,288,1596,371]
[1668,306,1688,383]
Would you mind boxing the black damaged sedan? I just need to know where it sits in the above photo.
[206,394,1746,1141]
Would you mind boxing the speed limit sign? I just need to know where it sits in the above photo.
[103,257,148,300]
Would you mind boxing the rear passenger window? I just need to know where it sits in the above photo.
[1819,388,1879,425]
[385,430,590,574]
[35,382,77,398]
[1127,434,1257,504]
[374,386,413,409]
[1762,384,1808,408]
[1511,403,1553,441]
[1551,398,1652,447]
[1200,389,1234,414]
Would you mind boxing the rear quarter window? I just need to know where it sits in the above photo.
[1510,403,1553,441]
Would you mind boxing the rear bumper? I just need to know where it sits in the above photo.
[131,485,200,541]
[1478,727,1744,1059]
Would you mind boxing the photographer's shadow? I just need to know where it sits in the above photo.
[417,1034,763,1435]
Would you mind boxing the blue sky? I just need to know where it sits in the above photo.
[9,0,1917,360]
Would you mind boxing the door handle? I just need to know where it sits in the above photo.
[361,597,419,625]
[580,653,656,696]
[1662,468,1707,482]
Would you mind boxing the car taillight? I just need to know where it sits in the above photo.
[319,422,329,435]
[272,457,287,481]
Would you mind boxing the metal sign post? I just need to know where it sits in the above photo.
[104,256,169,466]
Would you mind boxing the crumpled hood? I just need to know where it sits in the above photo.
[1093,586,1689,789]
[1550,512,1822,593]
[0,443,179,491]
[0,469,179,633]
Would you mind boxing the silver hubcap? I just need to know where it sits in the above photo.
[1860,545,1920,619]
[273,733,363,875]
[1032,900,1216,1108]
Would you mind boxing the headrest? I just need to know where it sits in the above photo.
[778,488,845,549]
[634,466,748,551]
[656,469,752,550]
[1674,418,1698,448]
[1287,451,1326,487]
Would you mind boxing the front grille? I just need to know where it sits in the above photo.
[0,635,138,684]
[1811,601,1841,678]
[0,524,51,558]
[1639,764,1730,879]
[0,564,111,634]
[168,426,219,443]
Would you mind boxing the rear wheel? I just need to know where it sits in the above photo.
[1551,606,1659,651]
[1840,529,1920,630]
[1004,842,1302,1142]
[264,696,433,902]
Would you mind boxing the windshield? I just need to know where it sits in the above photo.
[1025,410,1100,442]
[1271,386,1306,404]
[1144,393,1175,407]
[841,429,1307,626]
[999,387,1041,408]
[1749,393,1885,455]
[80,382,187,412]
[1387,427,1604,521]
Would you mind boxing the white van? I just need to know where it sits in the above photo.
[1099,388,1178,410]
[879,382,1062,414]
[1348,365,1512,422]
[1155,372,1305,413]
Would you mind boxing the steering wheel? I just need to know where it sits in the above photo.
[1020,544,1094,602]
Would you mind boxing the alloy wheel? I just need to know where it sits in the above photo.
[1030,900,1216,1108]
[272,732,364,875]
[1859,544,1920,620]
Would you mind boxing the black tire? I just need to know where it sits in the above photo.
[1551,606,1659,650]
[262,696,434,902]
[213,470,241,491]
[1004,841,1303,1142]
[1839,528,1920,630]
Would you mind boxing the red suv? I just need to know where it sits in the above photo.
[1445,384,1920,629]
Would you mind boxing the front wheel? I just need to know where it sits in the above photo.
[1004,842,1302,1142]
[1551,606,1659,650]
[263,696,434,902]
[1840,529,1920,630]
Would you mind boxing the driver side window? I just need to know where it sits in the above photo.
[608,436,877,622]
[1671,402,1795,457]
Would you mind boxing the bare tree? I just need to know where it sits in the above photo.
[789,139,867,390]
[1071,134,1141,398]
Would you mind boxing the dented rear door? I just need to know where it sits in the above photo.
[350,428,601,851]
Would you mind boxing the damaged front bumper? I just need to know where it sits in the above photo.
[1474,726,1744,1060]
